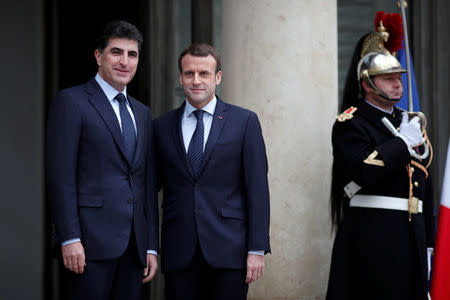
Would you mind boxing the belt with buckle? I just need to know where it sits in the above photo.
[350,195,422,214]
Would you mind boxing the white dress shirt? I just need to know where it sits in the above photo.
[181,97,216,152]
[95,73,137,133]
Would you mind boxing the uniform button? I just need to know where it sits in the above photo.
[414,181,419,188]
[411,167,415,173]
[128,198,133,204]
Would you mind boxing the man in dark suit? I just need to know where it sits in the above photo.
[46,20,159,300]
[153,43,271,300]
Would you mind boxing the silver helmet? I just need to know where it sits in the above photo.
[357,22,405,100]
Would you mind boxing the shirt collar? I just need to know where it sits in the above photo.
[184,96,217,118]
[95,73,127,102]
[365,99,394,114]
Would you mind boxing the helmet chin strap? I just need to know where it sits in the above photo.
[378,92,401,102]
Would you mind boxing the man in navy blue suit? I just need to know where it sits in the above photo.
[153,43,271,300]
[46,20,159,300]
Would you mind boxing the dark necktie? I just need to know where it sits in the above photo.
[115,93,136,162]
[187,110,205,177]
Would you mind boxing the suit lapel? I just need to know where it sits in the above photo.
[198,97,227,176]
[85,79,130,167]
[129,97,145,169]
[172,103,194,177]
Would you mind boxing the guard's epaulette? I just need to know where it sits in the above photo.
[336,106,357,122]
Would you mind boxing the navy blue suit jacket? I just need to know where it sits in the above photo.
[46,79,158,265]
[154,96,270,273]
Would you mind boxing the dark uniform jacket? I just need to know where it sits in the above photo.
[326,100,435,300]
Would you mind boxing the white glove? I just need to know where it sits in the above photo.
[398,112,424,148]
[381,114,429,160]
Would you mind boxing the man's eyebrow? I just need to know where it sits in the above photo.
[110,47,123,52]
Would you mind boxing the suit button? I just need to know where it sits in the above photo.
[194,183,200,190]
[414,181,419,188]
[129,174,133,181]
[128,198,133,204]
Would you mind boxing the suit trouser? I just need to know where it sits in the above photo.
[60,229,143,300]
[164,246,249,300]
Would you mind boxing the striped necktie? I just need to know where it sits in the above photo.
[115,93,136,162]
[187,110,205,177]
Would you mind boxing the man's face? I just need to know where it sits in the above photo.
[363,72,403,109]
[372,72,403,100]
[95,38,139,92]
[179,54,222,109]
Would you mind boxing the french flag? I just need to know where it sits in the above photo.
[431,139,450,300]
[396,42,421,112]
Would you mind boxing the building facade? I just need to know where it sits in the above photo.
[1,0,448,299]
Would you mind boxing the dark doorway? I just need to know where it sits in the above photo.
[46,0,150,103]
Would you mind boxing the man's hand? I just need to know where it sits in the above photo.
[245,254,264,284]
[62,241,86,274]
[399,112,424,147]
[142,253,158,283]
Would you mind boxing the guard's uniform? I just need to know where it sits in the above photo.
[326,100,435,300]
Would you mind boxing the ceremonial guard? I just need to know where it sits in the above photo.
[326,11,435,300]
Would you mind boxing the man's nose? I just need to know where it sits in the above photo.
[394,78,402,88]
[193,73,201,84]
[119,54,129,65]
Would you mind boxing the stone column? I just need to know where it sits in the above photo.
[1,0,44,299]
[221,1,337,299]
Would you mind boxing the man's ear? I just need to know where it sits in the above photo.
[94,49,102,67]
[361,79,370,93]
[215,71,222,85]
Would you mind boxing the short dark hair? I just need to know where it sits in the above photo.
[96,20,143,52]
[178,43,222,74]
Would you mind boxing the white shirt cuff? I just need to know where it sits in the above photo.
[248,250,264,256]
[62,238,81,246]
[147,250,158,255]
